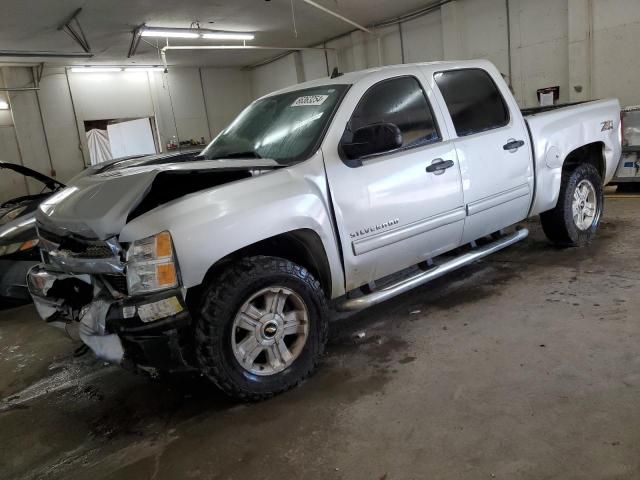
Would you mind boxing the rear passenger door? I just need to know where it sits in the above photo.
[432,68,533,243]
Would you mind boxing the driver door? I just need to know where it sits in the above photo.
[322,72,465,291]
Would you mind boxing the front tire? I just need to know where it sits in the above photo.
[195,256,329,401]
[540,163,603,246]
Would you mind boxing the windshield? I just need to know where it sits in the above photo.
[201,84,348,164]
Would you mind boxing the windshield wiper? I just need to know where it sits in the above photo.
[208,151,262,160]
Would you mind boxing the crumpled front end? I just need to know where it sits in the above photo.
[28,224,195,372]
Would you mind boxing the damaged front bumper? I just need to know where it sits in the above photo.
[27,264,195,371]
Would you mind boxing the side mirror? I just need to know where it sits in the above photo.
[341,122,403,160]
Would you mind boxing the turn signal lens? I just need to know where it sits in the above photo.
[155,231,172,258]
[156,263,177,287]
[19,239,39,251]
[0,238,39,256]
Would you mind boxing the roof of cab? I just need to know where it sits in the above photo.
[262,59,495,99]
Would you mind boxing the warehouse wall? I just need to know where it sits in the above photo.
[4,0,640,204]
[250,54,300,98]
[249,0,640,110]
[591,0,640,106]
[0,66,251,203]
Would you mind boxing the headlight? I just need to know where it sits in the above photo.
[0,239,39,256]
[126,231,179,295]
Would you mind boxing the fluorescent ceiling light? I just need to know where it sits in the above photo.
[0,100,8,110]
[71,67,122,73]
[140,29,200,39]
[124,67,164,72]
[202,32,255,40]
[139,27,254,41]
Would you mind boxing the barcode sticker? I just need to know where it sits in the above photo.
[137,296,183,323]
[291,95,328,107]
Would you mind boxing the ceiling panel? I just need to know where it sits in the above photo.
[0,0,439,68]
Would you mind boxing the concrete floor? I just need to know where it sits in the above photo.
[1,196,640,480]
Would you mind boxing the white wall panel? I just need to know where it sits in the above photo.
[592,21,640,106]
[201,67,252,136]
[165,68,210,144]
[510,0,569,107]
[379,25,403,66]
[301,49,329,81]
[37,67,86,181]
[458,0,509,74]
[250,54,299,98]
[2,67,52,194]
[0,126,26,203]
[401,10,444,63]
[68,71,154,121]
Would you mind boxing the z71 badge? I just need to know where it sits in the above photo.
[601,120,614,131]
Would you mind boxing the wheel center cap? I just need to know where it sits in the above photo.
[262,320,279,339]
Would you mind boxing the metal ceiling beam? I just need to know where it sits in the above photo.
[58,8,91,53]
[301,0,373,34]
[0,50,93,59]
[245,0,454,70]
[0,87,40,91]
[128,24,144,58]
[162,45,334,51]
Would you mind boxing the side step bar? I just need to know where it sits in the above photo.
[337,228,529,312]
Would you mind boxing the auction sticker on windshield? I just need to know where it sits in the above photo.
[291,95,329,107]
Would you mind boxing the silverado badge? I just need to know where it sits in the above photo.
[350,218,400,239]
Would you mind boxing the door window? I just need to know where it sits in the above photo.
[344,76,440,158]
[434,69,509,136]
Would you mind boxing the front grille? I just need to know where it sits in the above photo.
[74,244,114,258]
[103,274,128,295]
[38,228,63,245]
[38,227,116,259]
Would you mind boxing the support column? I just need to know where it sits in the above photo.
[568,0,592,101]
[441,0,466,60]
[293,51,306,83]
[350,31,368,70]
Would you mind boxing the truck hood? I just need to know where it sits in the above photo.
[36,159,281,240]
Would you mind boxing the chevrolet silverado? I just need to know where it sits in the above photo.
[27,60,621,400]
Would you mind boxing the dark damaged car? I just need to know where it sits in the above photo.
[0,162,65,303]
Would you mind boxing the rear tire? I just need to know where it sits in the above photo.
[194,255,329,401]
[540,163,603,246]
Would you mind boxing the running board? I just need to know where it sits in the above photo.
[337,228,529,312]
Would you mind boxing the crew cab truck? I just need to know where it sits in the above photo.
[28,60,621,400]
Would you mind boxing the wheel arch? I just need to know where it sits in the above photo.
[187,229,334,308]
[561,141,606,182]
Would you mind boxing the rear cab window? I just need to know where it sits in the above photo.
[433,68,509,137]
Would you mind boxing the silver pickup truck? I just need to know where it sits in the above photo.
[28,60,621,400]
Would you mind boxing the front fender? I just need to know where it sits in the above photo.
[120,152,345,297]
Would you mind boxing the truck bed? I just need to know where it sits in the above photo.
[521,101,589,117]
[523,98,621,216]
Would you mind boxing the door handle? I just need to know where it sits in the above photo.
[503,139,525,152]
[426,158,455,175]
